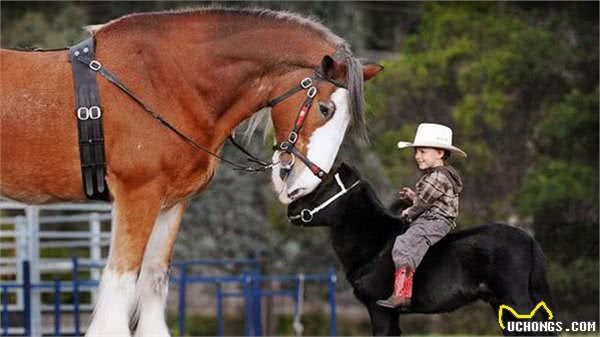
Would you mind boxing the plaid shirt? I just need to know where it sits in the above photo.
[402,166,462,228]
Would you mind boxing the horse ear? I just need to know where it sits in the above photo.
[362,63,383,81]
[321,55,346,81]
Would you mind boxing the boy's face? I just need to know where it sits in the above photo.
[414,147,445,170]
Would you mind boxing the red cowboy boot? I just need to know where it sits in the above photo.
[376,265,415,309]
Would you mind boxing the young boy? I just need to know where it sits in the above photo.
[377,123,466,309]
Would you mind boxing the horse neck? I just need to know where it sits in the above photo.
[95,12,336,148]
[330,185,402,273]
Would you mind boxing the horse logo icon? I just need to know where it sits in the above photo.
[498,301,554,329]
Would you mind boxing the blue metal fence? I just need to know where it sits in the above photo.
[0,259,337,336]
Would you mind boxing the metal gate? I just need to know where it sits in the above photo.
[0,202,111,336]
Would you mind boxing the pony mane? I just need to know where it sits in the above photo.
[91,6,368,143]
[361,177,402,221]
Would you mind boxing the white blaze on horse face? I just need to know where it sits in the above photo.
[272,88,350,204]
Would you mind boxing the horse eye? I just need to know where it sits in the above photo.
[318,101,335,119]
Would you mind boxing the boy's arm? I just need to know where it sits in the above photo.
[400,172,448,222]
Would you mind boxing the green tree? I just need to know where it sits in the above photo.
[365,2,596,224]
[517,88,599,321]
[1,4,88,48]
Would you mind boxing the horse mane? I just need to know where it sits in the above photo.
[360,177,406,229]
[89,7,344,47]
[240,107,273,145]
[90,7,369,144]
[332,165,405,226]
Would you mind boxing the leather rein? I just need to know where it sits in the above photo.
[288,173,360,224]
[72,39,346,179]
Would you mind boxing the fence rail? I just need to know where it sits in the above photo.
[0,202,112,337]
[0,258,337,337]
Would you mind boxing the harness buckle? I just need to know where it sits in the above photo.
[77,107,90,120]
[300,77,313,89]
[89,60,102,71]
[300,209,313,223]
[279,151,296,170]
[307,87,318,98]
[288,131,299,144]
[89,106,102,119]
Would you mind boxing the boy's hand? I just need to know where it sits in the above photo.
[399,209,411,224]
[398,187,416,202]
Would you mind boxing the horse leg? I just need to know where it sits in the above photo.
[367,303,401,336]
[132,202,186,337]
[85,183,163,337]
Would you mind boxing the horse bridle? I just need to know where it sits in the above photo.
[74,47,345,180]
[288,173,360,224]
[267,72,346,180]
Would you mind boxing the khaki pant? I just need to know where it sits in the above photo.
[392,218,451,269]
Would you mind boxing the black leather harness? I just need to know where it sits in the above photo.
[69,38,109,201]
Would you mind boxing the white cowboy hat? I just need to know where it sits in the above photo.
[397,123,467,158]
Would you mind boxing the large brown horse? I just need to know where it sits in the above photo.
[0,8,381,337]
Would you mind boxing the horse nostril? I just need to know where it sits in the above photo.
[280,168,290,180]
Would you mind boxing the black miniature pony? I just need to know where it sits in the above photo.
[288,163,556,336]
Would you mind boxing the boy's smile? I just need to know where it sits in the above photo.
[414,147,445,170]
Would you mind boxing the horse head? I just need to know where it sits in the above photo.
[269,55,381,204]
[287,162,362,227]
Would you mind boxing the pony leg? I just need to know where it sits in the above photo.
[496,298,539,336]
[132,202,186,337]
[367,303,401,336]
[86,184,163,337]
